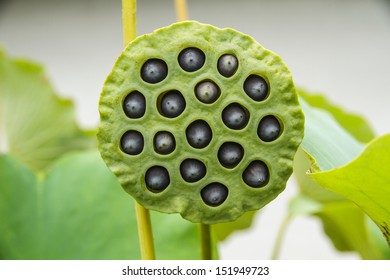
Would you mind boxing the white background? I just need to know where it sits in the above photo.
[1,0,390,259]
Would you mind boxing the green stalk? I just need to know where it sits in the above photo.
[174,0,188,21]
[134,203,155,260]
[271,214,292,260]
[200,224,212,260]
[122,0,137,46]
[122,0,156,260]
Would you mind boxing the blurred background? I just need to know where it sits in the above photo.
[1,0,390,259]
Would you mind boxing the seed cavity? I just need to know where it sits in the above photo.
[120,130,144,155]
[218,142,244,168]
[141,59,168,84]
[195,80,220,104]
[178,47,205,72]
[201,183,229,207]
[180,158,206,183]
[244,75,269,101]
[158,90,186,118]
[145,166,170,192]
[186,120,213,149]
[153,131,176,155]
[123,91,146,119]
[222,103,249,130]
[217,54,238,77]
[242,160,269,188]
[258,115,282,142]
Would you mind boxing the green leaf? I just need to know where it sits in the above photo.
[293,147,345,203]
[0,51,96,171]
[0,153,39,259]
[310,134,390,246]
[367,217,390,259]
[299,97,364,171]
[291,94,388,257]
[316,201,382,259]
[288,194,322,216]
[212,211,257,241]
[298,89,376,143]
[0,151,202,259]
[287,195,385,259]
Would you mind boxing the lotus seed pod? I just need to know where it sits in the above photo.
[154,131,176,155]
[145,166,170,192]
[186,120,212,149]
[218,54,238,77]
[123,91,146,118]
[120,130,144,155]
[159,90,186,118]
[222,103,249,130]
[178,47,205,72]
[244,75,269,101]
[98,21,305,224]
[218,142,244,168]
[195,80,220,104]
[180,158,206,183]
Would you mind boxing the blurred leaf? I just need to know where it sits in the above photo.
[288,194,322,216]
[298,89,376,143]
[316,201,382,259]
[310,134,390,246]
[212,211,257,241]
[0,153,39,259]
[0,151,202,259]
[0,51,96,172]
[287,195,385,259]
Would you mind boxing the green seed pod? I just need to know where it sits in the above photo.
[98,21,304,224]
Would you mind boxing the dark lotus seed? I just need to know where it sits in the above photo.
[186,120,212,149]
[160,90,186,118]
[258,115,282,142]
[217,54,238,77]
[178,47,205,72]
[123,91,146,118]
[244,75,269,101]
[154,131,176,155]
[217,142,244,168]
[242,161,269,188]
[180,159,206,183]
[201,183,228,207]
[120,130,144,155]
[222,103,249,130]
[141,59,168,84]
[145,166,170,192]
[195,80,220,104]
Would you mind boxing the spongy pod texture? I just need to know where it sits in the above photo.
[98,21,304,224]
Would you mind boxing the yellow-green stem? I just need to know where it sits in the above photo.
[200,224,212,260]
[122,0,137,45]
[122,0,156,260]
[271,214,292,260]
[174,0,188,22]
[135,202,155,260]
